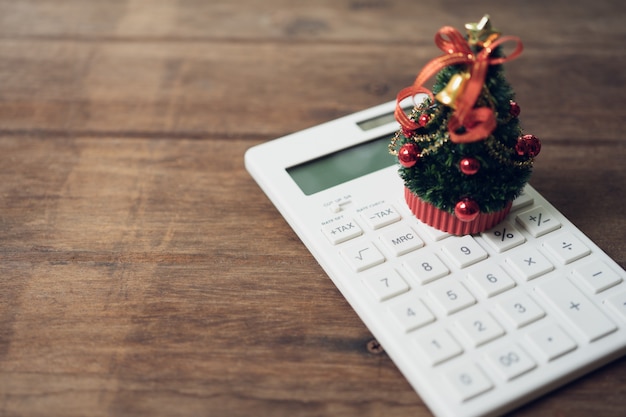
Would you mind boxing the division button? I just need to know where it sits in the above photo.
[543,232,591,265]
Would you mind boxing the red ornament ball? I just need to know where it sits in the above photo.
[398,143,421,168]
[459,157,480,175]
[509,100,521,117]
[454,198,480,222]
[418,113,430,127]
[515,134,542,157]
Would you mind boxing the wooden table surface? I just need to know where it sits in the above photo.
[1,1,624,416]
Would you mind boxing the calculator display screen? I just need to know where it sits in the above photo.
[286,134,396,195]
[356,111,397,131]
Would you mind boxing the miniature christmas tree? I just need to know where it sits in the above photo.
[390,15,540,235]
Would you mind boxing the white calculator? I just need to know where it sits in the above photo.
[244,100,626,417]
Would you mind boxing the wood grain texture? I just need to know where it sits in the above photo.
[0,1,625,416]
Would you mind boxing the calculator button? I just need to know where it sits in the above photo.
[363,269,409,301]
[441,235,488,269]
[444,362,493,402]
[339,241,385,272]
[455,311,505,347]
[378,224,424,256]
[574,260,623,294]
[516,206,561,237]
[604,290,626,322]
[414,328,463,366]
[468,264,516,298]
[535,277,617,343]
[485,343,536,381]
[496,293,546,328]
[322,219,362,244]
[526,324,577,361]
[481,222,526,253]
[403,253,450,284]
[505,248,554,281]
[511,189,534,211]
[388,294,436,332]
[428,280,476,315]
[419,222,451,241]
[360,204,401,230]
[542,232,591,265]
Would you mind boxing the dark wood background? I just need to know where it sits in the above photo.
[0,1,624,416]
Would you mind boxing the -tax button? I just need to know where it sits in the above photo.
[360,204,401,230]
[322,219,362,245]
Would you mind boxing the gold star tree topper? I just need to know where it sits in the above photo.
[465,15,501,47]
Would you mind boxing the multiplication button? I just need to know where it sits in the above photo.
[505,247,554,281]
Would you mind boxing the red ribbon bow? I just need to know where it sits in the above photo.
[395,26,523,143]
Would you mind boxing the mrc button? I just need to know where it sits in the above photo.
[379,224,424,256]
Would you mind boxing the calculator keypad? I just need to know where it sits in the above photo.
[321,187,625,412]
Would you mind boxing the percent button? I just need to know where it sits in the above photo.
[482,222,526,253]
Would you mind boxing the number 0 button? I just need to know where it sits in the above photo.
[444,362,493,401]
